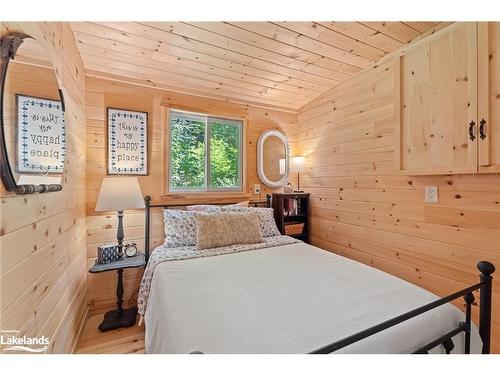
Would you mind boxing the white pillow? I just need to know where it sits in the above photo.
[221,206,281,237]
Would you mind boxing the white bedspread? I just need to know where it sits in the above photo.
[144,241,481,354]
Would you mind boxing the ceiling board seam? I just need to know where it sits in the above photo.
[357,22,409,45]
[401,22,427,33]
[178,21,362,77]
[85,73,302,108]
[79,47,321,101]
[268,21,382,62]
[75,46,325,96]
[359,22,419,44]
[72,28,331,93]
[317,22,403,53]
[263,21,374,69]
[220,21,361,77]
[108,22,343,87]
[309,21,388,55]
[83,72,300,114]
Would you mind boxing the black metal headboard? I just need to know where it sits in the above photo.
[144,194,271,264]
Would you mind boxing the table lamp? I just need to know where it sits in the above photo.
[290,156,305,192]
[95,177,145,258]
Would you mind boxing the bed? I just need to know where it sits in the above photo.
[139,195,495,354]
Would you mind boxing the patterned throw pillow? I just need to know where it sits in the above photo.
[185,205,222,212]
[221,206,281,237]
[185,201,249,211]
[195,211,263,250]
[162,209,200,248]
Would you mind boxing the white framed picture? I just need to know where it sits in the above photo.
[16,94,65,174]
[107,108,148,175]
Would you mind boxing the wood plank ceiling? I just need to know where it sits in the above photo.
[71,22,440,111]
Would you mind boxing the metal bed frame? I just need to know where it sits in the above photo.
[143,194,495,354]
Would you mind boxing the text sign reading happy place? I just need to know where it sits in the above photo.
[107,108,148,175]
[17,95,66,174]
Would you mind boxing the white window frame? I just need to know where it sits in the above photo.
[168,109,244,193]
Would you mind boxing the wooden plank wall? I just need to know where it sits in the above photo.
[297,24,500,353]
[0,22,87,353]
[85,77,298,312]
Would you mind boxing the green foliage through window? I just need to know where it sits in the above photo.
[169,111,242,191]
[170,116,205,189]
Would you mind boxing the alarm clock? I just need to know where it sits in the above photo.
[124,242,138,257]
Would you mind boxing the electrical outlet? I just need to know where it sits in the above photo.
[253,184,261,195]
[425,186,438,203]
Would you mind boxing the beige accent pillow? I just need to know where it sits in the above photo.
[195,211,263,250]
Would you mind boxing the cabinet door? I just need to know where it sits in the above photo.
[478,22,500,173]
[396,22,478,175]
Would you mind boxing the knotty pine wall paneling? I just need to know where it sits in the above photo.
[0,22,87,353]
[85,78,298,312]
[297,23,500,353]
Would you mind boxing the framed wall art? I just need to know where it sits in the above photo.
[107,108,148,175]
[16,94,66,174]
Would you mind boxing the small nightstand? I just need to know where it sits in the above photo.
[89,253,146,332]
[272,193,310,243]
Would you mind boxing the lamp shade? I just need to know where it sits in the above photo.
[95,177,145,212]
[290,156,305,173]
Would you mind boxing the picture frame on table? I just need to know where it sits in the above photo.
[97,244,120,264]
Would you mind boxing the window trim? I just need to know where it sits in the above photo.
[167,108,244,193]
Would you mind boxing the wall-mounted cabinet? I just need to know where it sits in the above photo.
[396,22,500,175]
[478,22,500,173]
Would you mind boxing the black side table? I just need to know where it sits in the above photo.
[89,253,146,332]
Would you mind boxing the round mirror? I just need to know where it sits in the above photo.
[257,130,290,188]
[1,33,65,194]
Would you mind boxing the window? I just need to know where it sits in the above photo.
[168,110,243,192]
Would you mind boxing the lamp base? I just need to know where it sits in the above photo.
[293,190,304,193]
[116,210,124,259]
[98,306,137,332]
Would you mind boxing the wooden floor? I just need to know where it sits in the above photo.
[75,312,145,354]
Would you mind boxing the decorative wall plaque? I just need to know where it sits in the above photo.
[107,108,147,175]
[17,94,65,173]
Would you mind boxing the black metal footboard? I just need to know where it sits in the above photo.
[310,261,495,354]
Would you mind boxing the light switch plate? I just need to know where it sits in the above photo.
[425,186,438,203]
[253,184,261,195]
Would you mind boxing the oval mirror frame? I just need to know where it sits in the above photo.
[0,33,65,195]
[257,129,290,188]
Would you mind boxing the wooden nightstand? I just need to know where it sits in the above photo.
[89,253,146,332]
[272,193,310,243]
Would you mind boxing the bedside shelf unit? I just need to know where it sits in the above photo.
[272,193,310,243]
[89,253,146,332]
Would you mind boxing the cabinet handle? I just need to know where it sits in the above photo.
[479,119,487,140]
[468,121,476,141]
